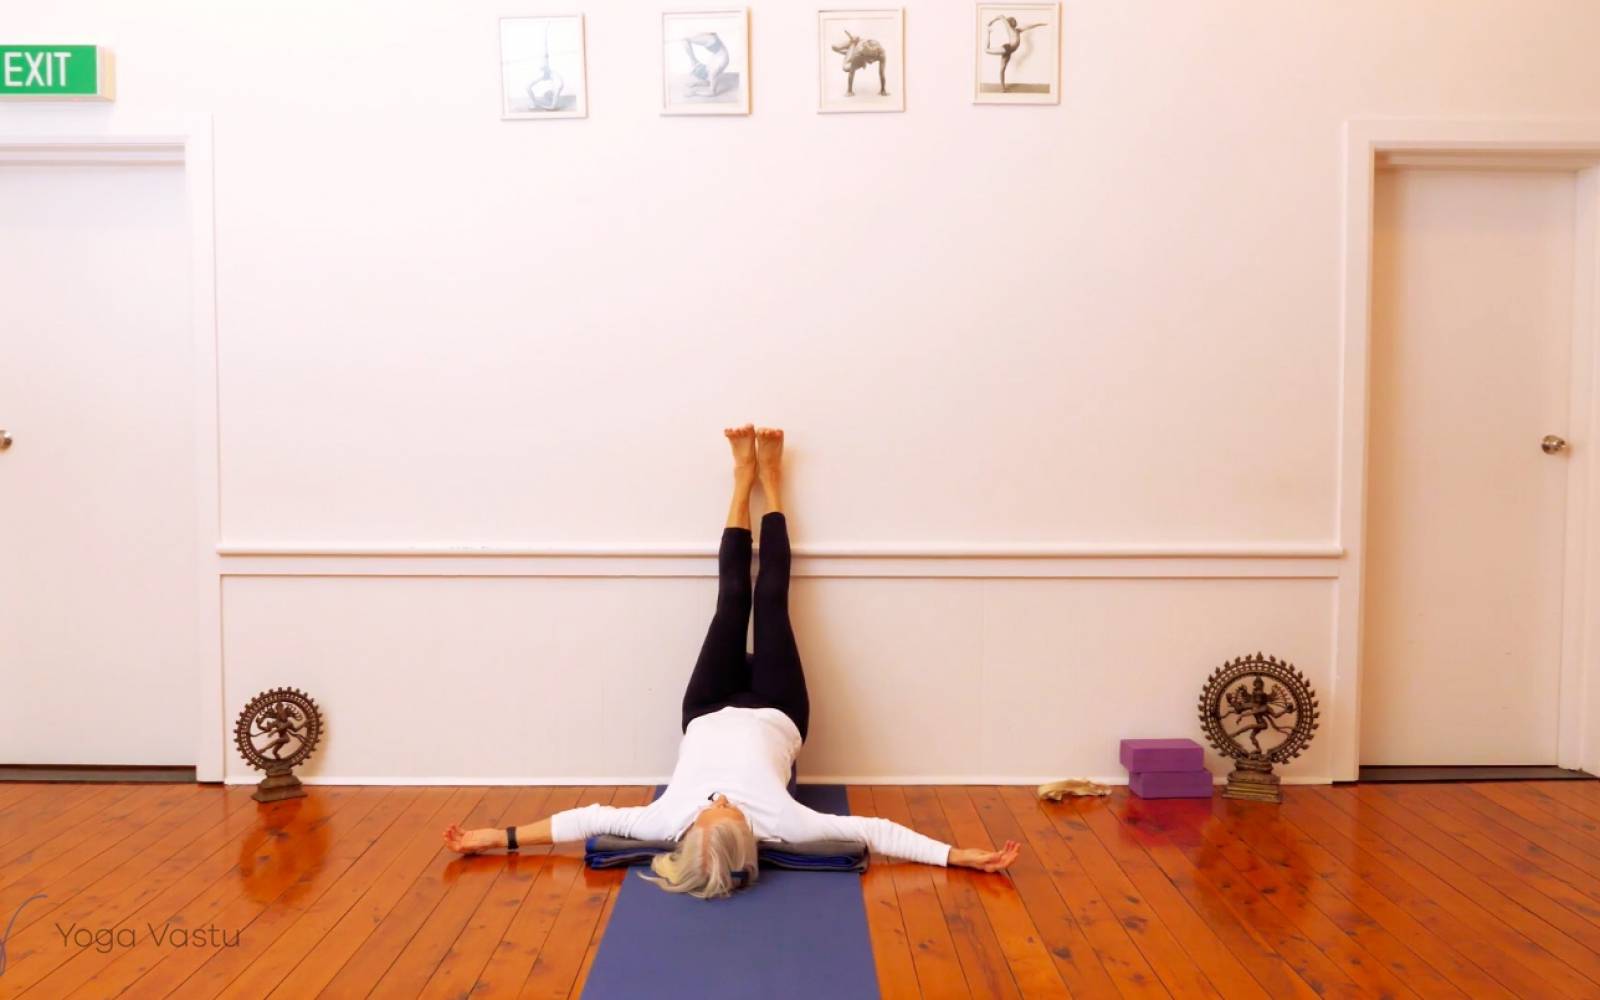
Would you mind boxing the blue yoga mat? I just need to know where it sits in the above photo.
[581,784,879,1000]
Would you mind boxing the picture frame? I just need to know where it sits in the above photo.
[500,14,588,120]
[973,2,1059,105]
[661,9,752,116]
[817,9,905,114]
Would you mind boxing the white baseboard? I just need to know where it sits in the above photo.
[218,541,1345,559]
[225,773,1333,787]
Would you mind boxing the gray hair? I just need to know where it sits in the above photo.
[641,819,760,899]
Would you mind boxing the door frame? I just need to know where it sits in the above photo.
[1336,119,1600,779]
[0,115,224,780]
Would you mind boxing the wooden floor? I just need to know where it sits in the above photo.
[1,782,1599,998]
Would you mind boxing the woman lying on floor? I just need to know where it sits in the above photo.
[444,425,1021,898]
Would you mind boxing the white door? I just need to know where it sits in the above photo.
[1361,167,1576,766]
[0,163,197,766]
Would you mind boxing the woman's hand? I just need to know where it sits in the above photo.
[443,823,504,855]
[444,817,553,854]
[948,840,1022,872]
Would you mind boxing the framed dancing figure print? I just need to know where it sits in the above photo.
[662,9,751,115]
[500,15,588,120]
[817,9,905,113]
[974,2,1059,105]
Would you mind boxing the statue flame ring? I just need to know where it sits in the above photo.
[1196,653,1319,764]
[234,687,323,772]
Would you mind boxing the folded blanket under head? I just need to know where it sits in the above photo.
[584,835,869,873]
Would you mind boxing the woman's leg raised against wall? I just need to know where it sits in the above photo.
[751,428,809,740]
[681,426,758,731]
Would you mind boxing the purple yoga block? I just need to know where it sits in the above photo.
[1119,738,1204,773]
[1129,769,1215,799]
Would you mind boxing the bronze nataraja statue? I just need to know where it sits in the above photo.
[1198,654,1319,803]
[235,687,323,803]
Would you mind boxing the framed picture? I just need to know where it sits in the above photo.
[662,9,751,115]
[973,2,1059,105]
[817,9,904,113]
[500,15,588,119]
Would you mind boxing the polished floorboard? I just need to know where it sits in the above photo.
[1,780,1599,997]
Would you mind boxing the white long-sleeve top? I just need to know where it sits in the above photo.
[549,706,951,866]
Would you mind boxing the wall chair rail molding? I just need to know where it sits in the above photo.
[214,539,1345,581]
[1336,118,1600,782]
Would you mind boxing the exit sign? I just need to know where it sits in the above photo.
[0,45,115,100]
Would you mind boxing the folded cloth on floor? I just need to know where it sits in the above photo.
[1036,778,1113,800]
[585,835,869,872]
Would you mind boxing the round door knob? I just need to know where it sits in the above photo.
[0,429,10,451]
[1543,434,1568,455]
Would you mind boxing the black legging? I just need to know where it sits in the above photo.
[681,511,810,741]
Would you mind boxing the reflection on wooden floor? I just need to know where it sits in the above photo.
[0,780,1597,996]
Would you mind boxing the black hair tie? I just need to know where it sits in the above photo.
[505,826,520,852]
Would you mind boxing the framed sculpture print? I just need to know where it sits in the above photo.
[662,9,751,115]
[500,15,588,119]
[974,2,1059,105]
[817,9,905,113]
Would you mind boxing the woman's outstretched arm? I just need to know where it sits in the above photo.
[443,816,552,854]
[444,802,660,855]
[788,805,1022,872]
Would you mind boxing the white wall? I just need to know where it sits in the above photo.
[218,570,1336,783]
[7,1,1600,782]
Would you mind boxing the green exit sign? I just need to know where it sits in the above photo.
[0,45,115,101]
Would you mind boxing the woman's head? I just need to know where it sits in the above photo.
[642,795,760,899]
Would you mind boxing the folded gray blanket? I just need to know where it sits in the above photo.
[585,835,869,872]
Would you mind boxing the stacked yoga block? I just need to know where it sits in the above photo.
[1120,738,1213,799]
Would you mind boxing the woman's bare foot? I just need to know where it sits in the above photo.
[725,424,757,485]
[443,822,504,855]
[724,425,756,529]
[755,427,784,512]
